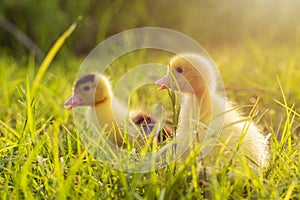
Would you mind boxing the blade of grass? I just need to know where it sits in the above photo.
[32,21,78,93]
[52,121,65,199]
[0,120,20,139]
[276,77,295,152]
[274,99,300,118]
[281,180,296,200]
[26,77,35,142]
[17,139,43,199]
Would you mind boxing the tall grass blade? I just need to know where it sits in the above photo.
[32,21,77,93]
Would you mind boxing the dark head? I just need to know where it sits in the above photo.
[64,73,112,109]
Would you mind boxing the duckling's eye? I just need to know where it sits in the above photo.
[83,86,90,91]
[176,67,183,73]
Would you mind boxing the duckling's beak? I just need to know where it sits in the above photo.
[155,75,170,90]
[64,93,83,110]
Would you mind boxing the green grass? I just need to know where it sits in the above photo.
[1,31,300,199]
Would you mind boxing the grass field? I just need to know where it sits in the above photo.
[1,25,300,199]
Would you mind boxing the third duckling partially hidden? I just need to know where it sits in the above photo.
[64,73,172,147]
[156,53,270,171]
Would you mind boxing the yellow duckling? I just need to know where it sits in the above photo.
[156,53,270,170]
[65,73,172,147]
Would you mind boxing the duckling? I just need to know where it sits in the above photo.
[156,53,270,170]
[64,73,172,147]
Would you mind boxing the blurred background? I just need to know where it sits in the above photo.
[1,0,299,61]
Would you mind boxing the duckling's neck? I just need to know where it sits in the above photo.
[193,86,212,123]
[94,96,128,130]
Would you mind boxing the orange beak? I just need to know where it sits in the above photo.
[155,75,170,90]
[64,93,83,110]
